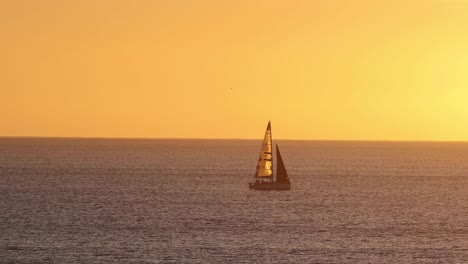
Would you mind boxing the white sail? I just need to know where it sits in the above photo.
[255,122,273,178]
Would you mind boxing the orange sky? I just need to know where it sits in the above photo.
[2,0,468,140]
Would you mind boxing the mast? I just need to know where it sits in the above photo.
[270,121,274,183]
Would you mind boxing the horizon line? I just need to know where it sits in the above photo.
[1,135,468,143]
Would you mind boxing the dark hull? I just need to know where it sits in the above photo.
[249,182,291,191]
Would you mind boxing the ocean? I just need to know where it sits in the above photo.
[1,138,468,263]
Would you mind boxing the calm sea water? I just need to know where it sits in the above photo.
[1,138,468,263]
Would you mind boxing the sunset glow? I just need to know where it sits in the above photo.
[2,0,468,140]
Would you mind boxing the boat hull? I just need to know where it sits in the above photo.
[249,182,291,191]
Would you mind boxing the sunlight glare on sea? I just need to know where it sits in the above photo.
[1,138,468,263]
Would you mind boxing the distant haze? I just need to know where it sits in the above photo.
[2,0,468,140]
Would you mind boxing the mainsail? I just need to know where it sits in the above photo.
[275,144,290,183]
[255,122,273,178]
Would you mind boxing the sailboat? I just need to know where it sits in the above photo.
[249,121,291,190]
